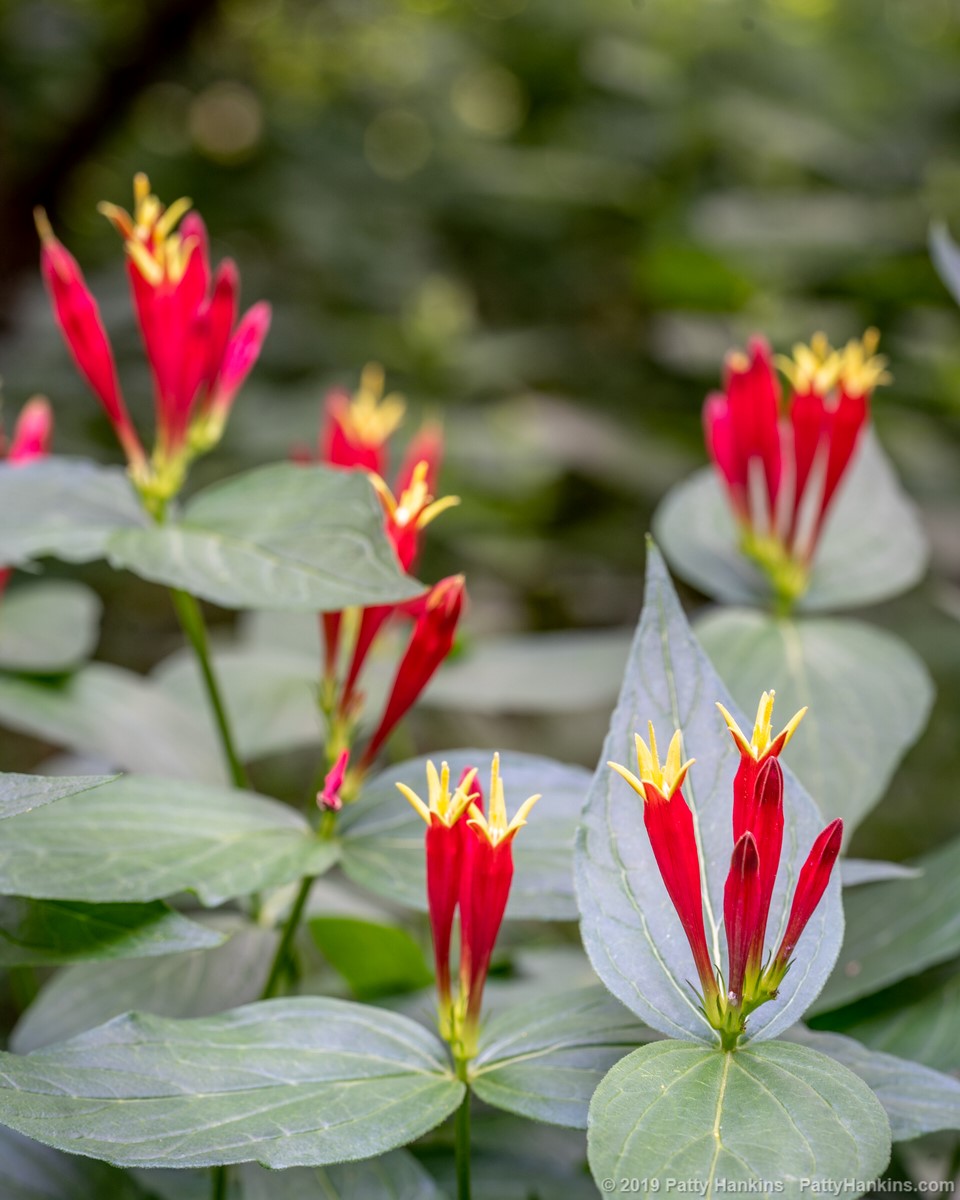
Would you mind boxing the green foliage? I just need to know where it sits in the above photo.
[0,581,101,672]
[309,916,434,1000]
[0,770,115,820]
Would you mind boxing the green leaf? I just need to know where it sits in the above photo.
[654,433,928,611]
[12,918,277,1052]
[0,459,147,566]
[107,464,422,612]
[576,543,843,1043]
[0,664,227,783]
[930,220,960,308]
[0,771,115,820]
[340,751,592,920]
[0,775,339,905]
[424,628,634,713]
[470,985,653,1128]
[239,1153,447,1199]
[0,581,101,672]
[696,610,933,834]
[0,1125,144,1200]
[789,1027,960,1142]
[0,999,463,1168]
[0,898,225,966]
[840,860,921,887]
[309,916,433,1000]
[588,1040,890,1198]
[813,835,960,1014]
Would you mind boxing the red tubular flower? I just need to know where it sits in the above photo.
[360,575,465,767]
[458,754,540,1056]
[608,724,719,1007]
[396,761,480,1037]
[723,831,762,1005]
[704,330,889,605]
[770,817,843,981]
[322,363,406,476]
[38,174,270,509]
[317,749,350,814]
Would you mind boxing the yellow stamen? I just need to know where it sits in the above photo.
[98,173,193,286]
[375,460,460,532]
[609,722,694,801]
[716,691,807,761]
[396,760,479,829]
[338,363,407,447]
[776,332,842,396]
[835,327,891,398]
[468,752,540,847]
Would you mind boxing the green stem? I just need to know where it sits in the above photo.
[169,587,249,791]
[211,1164,227,1200]
[454,1087,471,1200]
[261,875,314,1000]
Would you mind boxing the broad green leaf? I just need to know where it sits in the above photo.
[588,1040,890,1198]
[0,581,101,672]
[470,985,653,1128]
[789,1027,960,1142]
[13,919,277,1052]
[0,775,339,905]
[576,544,843,1043]
[840,860,921,887]
[0,771,115,820]
[696,610,933,834]
[0,664,226,783]
[107,464,422,612]
[0,898,225,966]
[340,751,592,920]
[0,459,147,565]
[309,916,433,1000]
[239,1153,447,1199]
[0,998,463,1168]
[0,1125,144,1200]
[654,433,927,611]
[151,647,322,761]
[813,835,960,1014]
[424,628,634,713]
[930,220,960,308]
[822,966,960,1074]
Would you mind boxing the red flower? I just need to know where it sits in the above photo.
[769,817,843,985]
[703,330,889,604]
[317,749,350,814]
[360,574,465,767]
[321,363,406,477]
[37,174,270,509]
[0,397,54,597]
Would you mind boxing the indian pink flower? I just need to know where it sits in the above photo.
[609,693,842,1049]
[703,330,889,607]
[37,174,270,512]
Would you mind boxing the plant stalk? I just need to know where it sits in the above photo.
[211,1164,227,1200]
[169,587,249,791]
[454,1088,471,1200]
[261,875,314,1000]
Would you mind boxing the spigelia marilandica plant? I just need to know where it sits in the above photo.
[609,691,841,1050]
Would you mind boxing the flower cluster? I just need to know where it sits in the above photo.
[703,331,889,607]
[0,397,54,597]
[398,755,539,1064]
[609,691,841,1050]
[37,174,270,514]
[307,366,463,780]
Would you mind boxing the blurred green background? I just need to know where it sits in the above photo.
[1,0,960,858]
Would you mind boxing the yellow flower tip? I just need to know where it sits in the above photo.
[726,349,749,374]
[396,781,431,825]
[33,207,55,244]
[608,759,645,797]
[777,333,842,396]
[719,692,807,761]
[716,701,751,756]
[467,753,539,846]
[342,362,407,447]
[836,327,891,398]
[629,724,692,799]
[399,758,478,828]
[391,460,459,532]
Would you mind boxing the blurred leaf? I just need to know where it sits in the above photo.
[471,985,652,1128]
[840,860,922,887]
[240,1152,447,1199]
[813,835,960,1014]
[0,999,463,1168]
[424,629,633,713]
[13,919,277,1053]
[0,581,101,672]
[789,1027,960,1142]
[308,916,433,1001]
[108,464,422,612]
[654,433,928,612]
[0,664,226,783]
[930,220,960,308]
[0,770,115,820]
[0,775,338,906]
[588,1041,890,1196]
[696,610,933,834]
[0,898,225,967]
[576,544,842,1043]
[0,459,147,566]
[340,751,592,921]
[0,1124,144,1200]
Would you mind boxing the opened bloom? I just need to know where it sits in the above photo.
[609,692,841,1050]
[703,330,889,607]
[399,754,539,1062]
[37,173,270,512]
